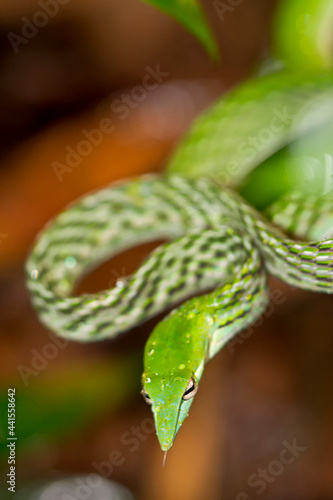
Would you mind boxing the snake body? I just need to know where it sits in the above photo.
[26,175,333,340]
[26,0,333,448]
[26,173,333,449]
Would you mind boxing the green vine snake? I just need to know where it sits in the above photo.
[26,2,333,452]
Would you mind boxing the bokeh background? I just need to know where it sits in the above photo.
[1,0,333,499]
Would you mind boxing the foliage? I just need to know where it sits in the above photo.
[141,0,218,59]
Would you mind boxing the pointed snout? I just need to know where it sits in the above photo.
[153,403,180,451]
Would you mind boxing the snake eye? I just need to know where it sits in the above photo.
[141,388,153,405]
[182,377,198,400]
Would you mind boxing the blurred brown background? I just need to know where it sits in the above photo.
[1,1,333,499]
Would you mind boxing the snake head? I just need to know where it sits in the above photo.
[141,372,198,451]
[141,305,210,451]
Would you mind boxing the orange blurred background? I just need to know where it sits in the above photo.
[1,1,333,499]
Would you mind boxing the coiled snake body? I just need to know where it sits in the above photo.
[25,8,333,448]
[26,172,333,450]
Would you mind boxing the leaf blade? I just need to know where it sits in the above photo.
[142,0,218,60]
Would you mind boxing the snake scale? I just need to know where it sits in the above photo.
[26,172,333,450]
[26,0,333,451]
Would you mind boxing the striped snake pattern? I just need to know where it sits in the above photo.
[26,175,333,348]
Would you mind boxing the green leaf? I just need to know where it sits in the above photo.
[142,0,218,60]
